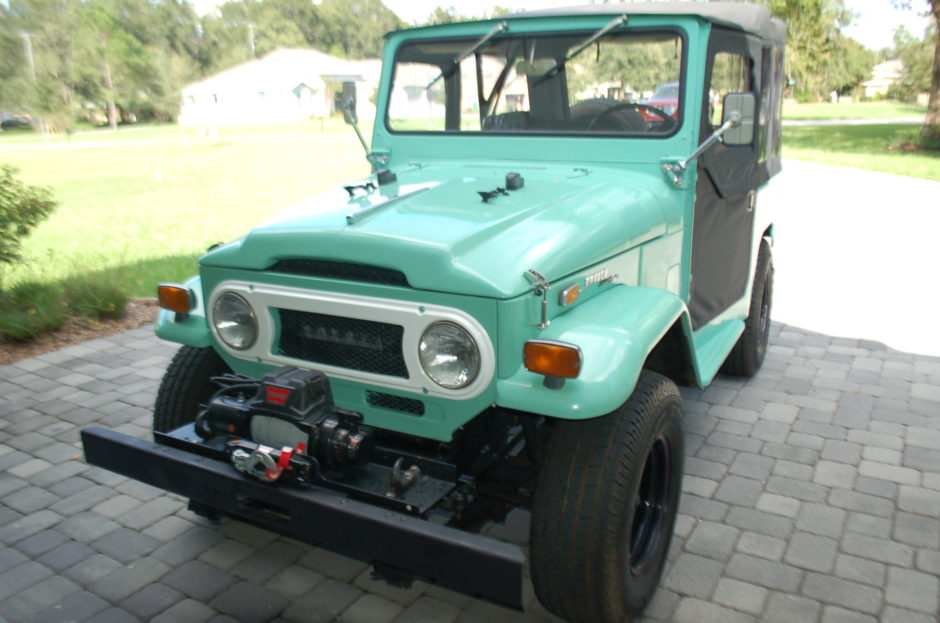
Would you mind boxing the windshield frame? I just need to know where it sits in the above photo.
[384,25,689,140]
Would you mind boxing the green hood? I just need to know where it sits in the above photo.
[202,163,674,298]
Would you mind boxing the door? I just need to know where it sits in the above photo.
[688,28,765,330]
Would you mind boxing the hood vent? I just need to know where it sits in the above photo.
[270,259,409,287]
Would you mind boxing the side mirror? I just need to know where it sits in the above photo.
[342,81,357,125]
[721,92,755,146]
[661,91,757,188]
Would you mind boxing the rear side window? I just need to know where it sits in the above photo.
[708,51,752,127]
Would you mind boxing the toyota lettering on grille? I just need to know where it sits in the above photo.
[301,325,385,351]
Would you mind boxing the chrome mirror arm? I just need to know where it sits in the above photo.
[662,112,741,188]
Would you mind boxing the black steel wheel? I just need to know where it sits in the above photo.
[530,371,684,623]
[723,238,773,377]
[153,345,231,434]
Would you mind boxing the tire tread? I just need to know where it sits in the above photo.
[153,346,230,433]
[530,371,683,623]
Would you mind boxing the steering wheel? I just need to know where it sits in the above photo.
[587,103,678,132]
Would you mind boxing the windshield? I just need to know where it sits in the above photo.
[651,83,680,99]
[387,28,684,136]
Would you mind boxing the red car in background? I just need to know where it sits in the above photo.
[639,81,680,126]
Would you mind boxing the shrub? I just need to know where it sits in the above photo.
[0,165,58,289]
[888,127,940,152]
[888,129,922,151]
[65,276,128,319]
[0,282,69,341]
[0,275,128,342]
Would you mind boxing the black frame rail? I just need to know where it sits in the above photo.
[81,427,525,608]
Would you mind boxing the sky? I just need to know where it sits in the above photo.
[183,0,936,52]
[380,0,934,52]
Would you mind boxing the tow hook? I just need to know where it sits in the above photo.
[390,457,421,493]
[231,442,306,482]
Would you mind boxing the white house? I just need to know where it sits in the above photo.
[179,49,381,127]
[863,60,904,99]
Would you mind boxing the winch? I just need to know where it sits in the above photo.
[194,366,374,477]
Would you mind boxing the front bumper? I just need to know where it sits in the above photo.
[80,426,525,608]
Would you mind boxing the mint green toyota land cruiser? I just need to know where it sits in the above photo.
[82,4,785,621]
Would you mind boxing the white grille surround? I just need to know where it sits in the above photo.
[207,281,496,400]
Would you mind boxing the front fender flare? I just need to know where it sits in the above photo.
[496,285,688,419]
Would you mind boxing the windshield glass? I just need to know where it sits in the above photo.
[387,28,683,136]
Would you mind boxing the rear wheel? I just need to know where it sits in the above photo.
[530,371,684,623]
[153,346,231,433]
[723,238,773,376]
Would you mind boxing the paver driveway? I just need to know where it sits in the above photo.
[1,161,938,622]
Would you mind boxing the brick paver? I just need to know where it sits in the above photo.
[1,320,939,622]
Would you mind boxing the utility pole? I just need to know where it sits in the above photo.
[20,31,36,82]
[248,23,256,57]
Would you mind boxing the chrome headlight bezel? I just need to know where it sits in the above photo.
[418,321,481,390]
[212,291,258,350]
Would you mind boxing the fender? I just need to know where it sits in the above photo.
[497,285,695,419]
[154,276,212,348]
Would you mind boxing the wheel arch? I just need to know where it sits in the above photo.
[496,285,703,420]
[644,317,699,388]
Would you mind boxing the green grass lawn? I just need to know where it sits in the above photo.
[2,117,937,305]
[1,120,369,297]
[782,101,927,120]
[783,124,940,182]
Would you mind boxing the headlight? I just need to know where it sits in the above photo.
[213,292,257,350]
[419,321,480,389]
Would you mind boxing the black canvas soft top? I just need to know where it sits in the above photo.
[511,2,786,45]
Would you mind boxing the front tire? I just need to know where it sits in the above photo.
[530,371,684,623]
[153,346,231,433]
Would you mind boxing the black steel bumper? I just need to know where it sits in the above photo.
[80,426,525,608]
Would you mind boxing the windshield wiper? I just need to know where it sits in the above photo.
[427,20,509,89]
[534,14,628,84]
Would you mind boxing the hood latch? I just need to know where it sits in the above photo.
[524,269,552,330]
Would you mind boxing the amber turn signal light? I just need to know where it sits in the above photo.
[523,340,582,379]
[158,283,195,313]
[559,284,580,306]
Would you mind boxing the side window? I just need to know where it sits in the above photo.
[759,47,771,162]
[708,52,752,127]
[771,48,784,160]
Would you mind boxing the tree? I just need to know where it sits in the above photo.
[822,36,875,97]
[424,7,462,25]
[1,0,84,132]
[1,0,204,127]
[569,37,682,100]
[758,0,849,101]
[893,25,934,99]
[0,0,411,127]
[74,0,153,129]
[895,0,940,148]
[420,5,513,26]
[316,0,403,59]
